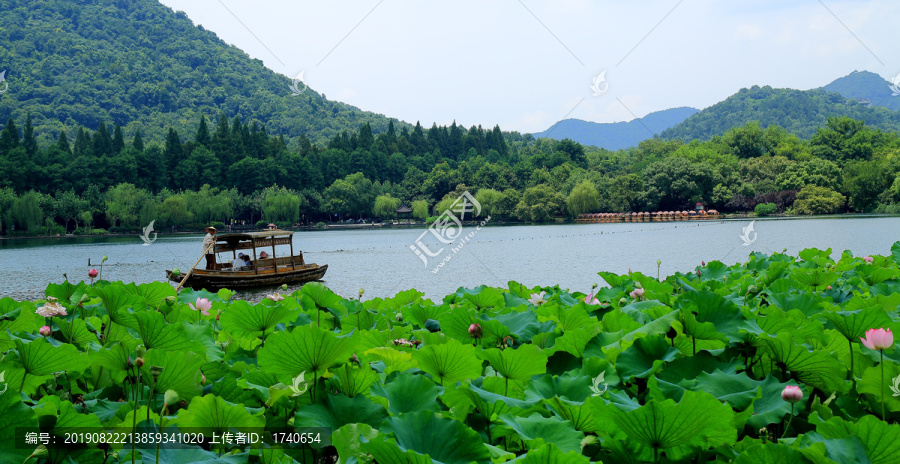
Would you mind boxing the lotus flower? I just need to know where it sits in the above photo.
[35,301,67,318]
[468,323,482,339]
[585,293,600,305]
[201,374,206,385]
[39,326,52,337]
[88,268,98,278]
[266,293,284,301]
[781,385,802,403]
[528,291,547,306]
[189,297,212,316]
[861,328,894,350]
[629,288,645,300]
[864,256,874,264]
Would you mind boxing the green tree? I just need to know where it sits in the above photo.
[411,199,429,220]
[372,194,400,219]
[11,191,44,233]
[474,189,502,218]
[792,185,845,215]
[514,184,566,222]
[566,180,600,216]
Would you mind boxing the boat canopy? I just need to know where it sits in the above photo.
[213,229,294,253]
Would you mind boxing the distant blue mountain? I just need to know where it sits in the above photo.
[531,107,699,150]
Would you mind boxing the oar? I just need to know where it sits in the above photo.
[175,243,213,292]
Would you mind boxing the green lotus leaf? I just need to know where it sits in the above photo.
[591,389,736,461]
[690,369,762,410]
[124,281,176,309]
[55,317,98,347]
[15,337,87,377]
[130,420,246,464]
[369,373,444,414]
[607,310,681,350]
[175,393,265,433]
[699,261,730,281]
[366,410,491,464]
[516,443,590,463]
[755,332,847,393]
[44,281,83,304]
[301,281,344,309]
[822,305,893,348]
[219,299,299,340]
[492,309,548,343]
[363,347,418,375]
[537,302,592,333]
[460,381,541,419]
[858,363,900,413]
[790,268,839,291]
[479,344,547,383]
[677,290,744,343]
[141,348,204,400]
[813,415,900,464]
[411,338,482,386]
[0,385,38,461]
[0,298,39,334]
[795,432,869,464]
[134,309,202,353]
[601,309,642,334]
[333,423,379,464]
[258,324,357,377]
[463,287,505,309]
[549,325,602,358]
[734,443,809,464]
[499,413,585,453]
[334,363,380,397]
[357,326,413,351]
[211,373,260,408]
[439,306,507,345]
[744,376,804,429]
[615,335,679,382]
[95,285,142,328]
[746,306,829,346]
[294,393,388,433]
[404,302,447,328]
[767,291,826,317]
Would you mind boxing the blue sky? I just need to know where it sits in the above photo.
[159,0,899,133]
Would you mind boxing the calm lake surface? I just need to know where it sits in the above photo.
[2,216,898,302]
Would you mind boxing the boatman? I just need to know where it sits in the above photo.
[203,226,217,269]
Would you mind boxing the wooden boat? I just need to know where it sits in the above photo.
[166,230,327,291]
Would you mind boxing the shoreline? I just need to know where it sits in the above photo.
[0,212,890,242]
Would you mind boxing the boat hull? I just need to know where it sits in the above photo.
[166,264,328,291]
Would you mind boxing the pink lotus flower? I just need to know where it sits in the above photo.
[88,268,98,278]
[189,297,212,316]
[863,256,874,264]
[201,374,206,385]
[701,261,706,266]
[630,288,645,300]
[861,328,894,350]
[468,323,482,339]
[266,293,284,301]
[585,293,600,305]
[528,291,547,306]
[39,326,52,337]
[781,385,803,403]
[35,301,68,318]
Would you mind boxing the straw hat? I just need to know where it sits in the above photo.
[205,226,217,233]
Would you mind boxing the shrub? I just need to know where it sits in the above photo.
[793,186,845,215]
[256,220,269,230]
[315,222,326,229]
[211,221,226,231]
[754,203,777,216]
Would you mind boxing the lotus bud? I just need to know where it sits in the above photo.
[619,297,627,306]
[696,270,702,277]
[171,268,181,277]
[826,285,832,290]
[136,346,147,357]
[164,296,177,306]
[201,374,206,385]
[88,269,98,278]
[164,389,179,406]
[135,357,145,367]
[864,256,874,264]
[395,313,403,322]
[126,356,134,368]
[79,293,90,304]
[350,354,360,365]
[634,281,643,289]
[282,284,288,290]
[102,255,108,262]
[468,323,483,339]
[666,327,677,339]
[39,326,52,337]
[781,385,802,403]
[747,285,758,295]
[701,261,706,266]
[150,365,164,379]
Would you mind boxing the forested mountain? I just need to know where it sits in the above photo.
[0,0,400,146]
[531,107,698,150]
[823,70,900,111]
[659,85,900,141]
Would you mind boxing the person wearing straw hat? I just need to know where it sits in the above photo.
[203,226,217,269]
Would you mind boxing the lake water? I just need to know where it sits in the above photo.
[2,216,898,302]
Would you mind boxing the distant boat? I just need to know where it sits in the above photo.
[166,230,327,290]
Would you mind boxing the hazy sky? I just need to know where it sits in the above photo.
[158,0,900,133]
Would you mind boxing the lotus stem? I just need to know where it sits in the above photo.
[849,339,854,379]
[781,403,794,438]
[882,349,886,420]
